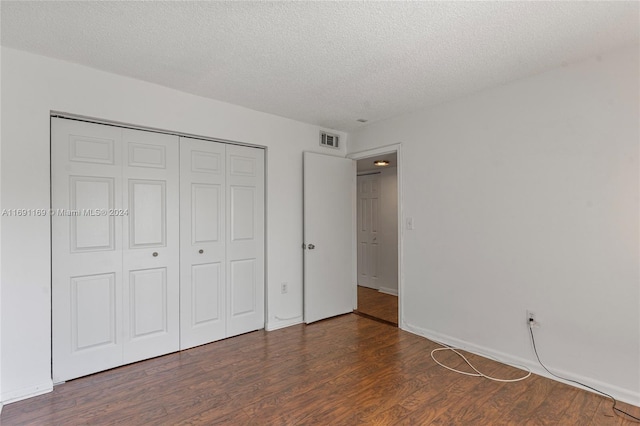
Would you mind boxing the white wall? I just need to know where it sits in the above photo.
[349,46,640,405]
[0,44,3,412]
[0,47,346,404]
[378,168,398,295]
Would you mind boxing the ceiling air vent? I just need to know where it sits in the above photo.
[319,131,340,149]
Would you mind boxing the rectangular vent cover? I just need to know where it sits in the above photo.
[319,131,340,149]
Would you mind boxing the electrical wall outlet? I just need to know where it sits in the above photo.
[527,310,539,327]
[281,282,288,294]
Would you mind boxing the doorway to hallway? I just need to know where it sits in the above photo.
[354,151,399,326]
[356,285,398,325]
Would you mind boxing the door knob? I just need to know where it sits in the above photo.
[199,249,204,254]
[152,252,158,257]
[308,244,315,250]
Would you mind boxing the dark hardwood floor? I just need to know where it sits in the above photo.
[2,314,638,425]
[356,285,398,325]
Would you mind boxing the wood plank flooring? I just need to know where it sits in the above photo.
[356,285,398,325]
[2,314,639,425]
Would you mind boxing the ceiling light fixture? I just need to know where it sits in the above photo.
[374,160,390,167]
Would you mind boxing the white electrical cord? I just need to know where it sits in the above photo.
[430,345,531,383]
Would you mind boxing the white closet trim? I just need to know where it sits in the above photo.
[50,112,265,150]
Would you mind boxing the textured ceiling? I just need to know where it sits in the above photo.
[1,1,638,131]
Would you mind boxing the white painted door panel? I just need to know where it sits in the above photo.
[226,145,265,337]
[303,152,355,324]
[122,128,180,363]
[357,175,380,289]
[52,119,124,382]
[53,119,180,380]
[180,137,227,349]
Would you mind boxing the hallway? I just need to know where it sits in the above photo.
[356,285,398,325]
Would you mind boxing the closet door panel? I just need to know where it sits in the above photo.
[230,259,256,317]
[71,273,117,351]
[192,184,221,242]
[192,262,223,324]
[230,186,256,241]
[226,145,265,337]
[129,179,167,247]
[52,118,124,382]
[122,128,180,363]
[180,137,226,349]
[70,177,115,251]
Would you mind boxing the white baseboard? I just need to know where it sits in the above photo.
[402,322,640,408]
[1,380,53,406]
[378,287,398,296]
[266,316,302,331]
[358,284,378,290]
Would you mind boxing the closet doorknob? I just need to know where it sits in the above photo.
[199,249,204,254]
[152,252,158,257]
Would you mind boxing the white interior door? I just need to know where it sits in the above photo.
[303,152,355,324]
[179,137,227,349]
[226,144,265,336]
[357,174,380,289]
[121,128,180,363]
[52,119,124,382]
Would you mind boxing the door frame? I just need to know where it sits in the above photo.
[348,144,403,328]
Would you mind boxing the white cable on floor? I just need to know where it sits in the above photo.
[430,346,531,383]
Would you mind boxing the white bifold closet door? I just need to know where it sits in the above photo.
[52,118,180,382]
[121,128,180,364]
[179,137,226,348]
[180,138,264,350]
[53,118,265,382]
[225,144,265,337]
